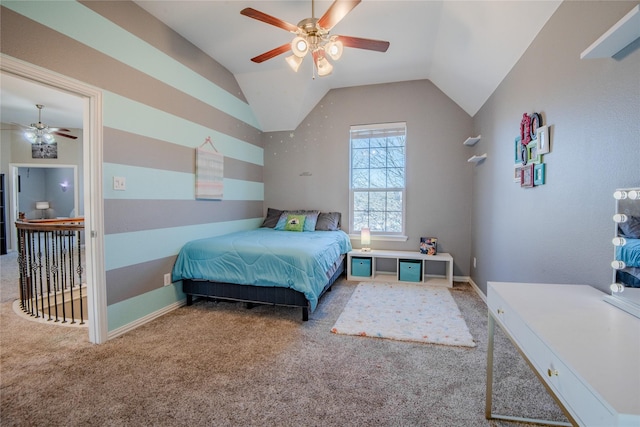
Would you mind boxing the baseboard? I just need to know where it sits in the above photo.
[107,299,186,340]
[454,275,486,304]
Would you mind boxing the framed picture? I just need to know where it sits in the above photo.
[195,146,224,200]
[520,164,534,188]
[32,143,58,159]
[513,165,522,182]
[527,142,541,164]
[534,163,546,185]
[514,136,523,163]
[536,125,550,154]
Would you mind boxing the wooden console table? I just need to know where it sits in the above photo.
[486,282,640,426]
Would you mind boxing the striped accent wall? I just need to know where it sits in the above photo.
[1,1,265,332]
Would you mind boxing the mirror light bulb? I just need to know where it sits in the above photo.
[629,190,640,200]
[613,237,627,246]
[613,214,628,223]
[611,260,626,269]
[613,190,627,200]
[610,283,625,293]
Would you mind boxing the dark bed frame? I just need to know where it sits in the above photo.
[182,257,346,321]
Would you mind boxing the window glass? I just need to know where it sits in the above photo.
[349,123,406,235]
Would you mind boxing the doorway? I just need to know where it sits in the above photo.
[1,55,107,343]
[12,165,79,220]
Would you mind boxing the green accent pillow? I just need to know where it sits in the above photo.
[284,214,306,232]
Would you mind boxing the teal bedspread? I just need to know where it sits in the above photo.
[172,228,352,311]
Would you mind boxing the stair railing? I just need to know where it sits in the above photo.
[15,218,86,324]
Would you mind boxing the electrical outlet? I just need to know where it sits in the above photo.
[163,273,171,286]
[473,257,477,268]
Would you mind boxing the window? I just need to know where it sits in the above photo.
[349,122,406,236]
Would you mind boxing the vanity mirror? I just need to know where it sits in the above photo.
[604,187,640,318]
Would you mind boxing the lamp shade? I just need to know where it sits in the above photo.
[291,36,309,57]
[36,201,50,210]
[315,55,333,76]
[285,55,304,72]
[361,227,371,246]
[326,39,343,60]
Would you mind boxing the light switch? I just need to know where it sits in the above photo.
[113,176,126,191]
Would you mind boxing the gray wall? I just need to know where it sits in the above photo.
[17,167,75,219]
[264,80,474,277]
[470,1,640,294]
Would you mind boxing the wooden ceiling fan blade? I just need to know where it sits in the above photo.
[318,0,361,30]
[53,131,78,140]
[337,35,390,52]
[240,8,299,33]
[251,43,292,63]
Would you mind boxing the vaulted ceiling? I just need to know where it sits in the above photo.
[135,0,562,132]
[1,1,563,133]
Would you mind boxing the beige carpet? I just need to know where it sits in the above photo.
[0,252,568,426]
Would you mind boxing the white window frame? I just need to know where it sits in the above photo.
[349,122,407,241]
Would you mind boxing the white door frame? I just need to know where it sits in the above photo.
[1,54,107,344]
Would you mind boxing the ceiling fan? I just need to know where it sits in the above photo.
[14,104,78,143]
[241,0,390,77]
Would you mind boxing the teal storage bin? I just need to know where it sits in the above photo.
[399,259,422,282]
[351,257,372,277]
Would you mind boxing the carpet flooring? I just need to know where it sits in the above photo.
[331,282,476,347]
[0,252,568,426]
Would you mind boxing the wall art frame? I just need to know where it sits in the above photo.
[536,125,550,154]
[520,163,534,188]
[534,163,546,185]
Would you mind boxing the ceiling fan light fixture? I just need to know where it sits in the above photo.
[24,130,37,143]
[315,54,333,77]
[286,54,304,72]
[42,133,56,144]
[326,39,343,60]
[291,36,309,57]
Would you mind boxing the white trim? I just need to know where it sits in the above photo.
[466,277,487,303]
[348,234,409,242]
[1,54,107,344]
[350,121,407,131]
[107,299,187,340]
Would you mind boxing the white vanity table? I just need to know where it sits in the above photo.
[486,282,640,426]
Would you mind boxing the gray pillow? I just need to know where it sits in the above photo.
[315,212,341,231]
[261,208,283,228]
[619,216,640,239]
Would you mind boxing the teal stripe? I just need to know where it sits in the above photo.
[107,284,186,332]
[104,218,263,271]
[103,163,264,201]
[3,1,260,129]
[104,92,263,166]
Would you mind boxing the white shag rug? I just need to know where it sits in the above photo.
[331,282,476,347]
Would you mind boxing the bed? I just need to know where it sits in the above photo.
[172,210,352,320]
